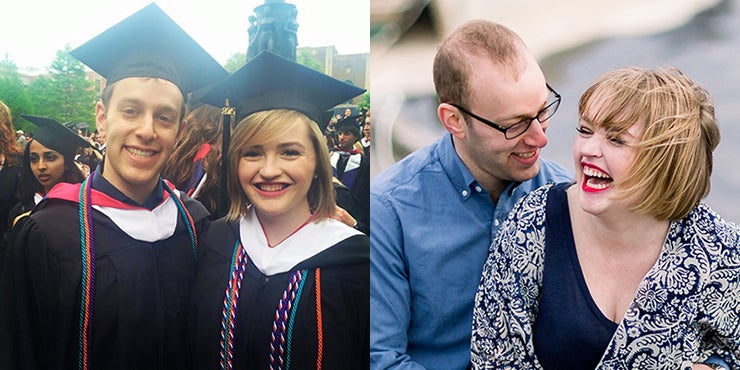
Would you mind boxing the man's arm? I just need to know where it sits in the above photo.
[370,192,426,369]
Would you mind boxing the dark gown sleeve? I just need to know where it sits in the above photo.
[190,218,237,370]
[333,183,369,235]
[0,165,20,244]
[0,216,59,369]
[301,234,369,369]
[350,155,370,229]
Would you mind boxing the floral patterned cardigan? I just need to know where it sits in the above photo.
[471,183,740,369]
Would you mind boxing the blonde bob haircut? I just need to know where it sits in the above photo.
[225,109,336,221]
[578,67,720,221]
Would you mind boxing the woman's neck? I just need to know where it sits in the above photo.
[256,206,315,247]
[567,186,669,254]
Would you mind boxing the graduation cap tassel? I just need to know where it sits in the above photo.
[218,101,236,219]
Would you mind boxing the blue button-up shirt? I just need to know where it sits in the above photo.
[370,133,572,370]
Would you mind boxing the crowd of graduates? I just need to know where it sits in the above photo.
[0,3,368,369]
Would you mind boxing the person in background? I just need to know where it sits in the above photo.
[370,20,572,369]
[190,51,369,369]
[330,116,370,230]
[75,145,103,176]
[94,130,107,154]
[361,115,371,156]
[331,116,366,190]
[325,115,339,149]
[15,130,28,150]
[471,67,739,370]
[0,101,22,250]
[162,104,224,216]
[0,4,227,369]
[6,115,93,228]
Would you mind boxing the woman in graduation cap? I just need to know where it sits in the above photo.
[189,51,369,369]
[7,115,93,227]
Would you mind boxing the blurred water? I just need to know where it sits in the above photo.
[375,0,740,222]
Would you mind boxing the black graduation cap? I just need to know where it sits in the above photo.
[70,2,228,96]
[21,115,94,158]
[200,51,366,124]
[335,115,362,138]
[186,83,219,111]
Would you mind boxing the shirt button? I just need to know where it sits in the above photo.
[494,219,500,227]
[475,186,482,193]
[461,190,469,197]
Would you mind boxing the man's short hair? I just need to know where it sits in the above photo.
[335,117,361,141]
[433,20,526,108]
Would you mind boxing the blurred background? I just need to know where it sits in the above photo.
[370,0,740,223]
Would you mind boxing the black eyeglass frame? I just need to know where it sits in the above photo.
[449,83,562,140]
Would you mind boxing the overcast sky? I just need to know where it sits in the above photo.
[1,0,369,71]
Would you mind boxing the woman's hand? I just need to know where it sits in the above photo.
[332,206,357,228]
[693,364,722,370]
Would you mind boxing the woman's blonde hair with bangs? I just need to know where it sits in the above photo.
[578,67,720,221]
[225,109,336,222]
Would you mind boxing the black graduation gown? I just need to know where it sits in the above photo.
[0,161,20,251]
[333,182,369,235]
[190,216,369,370]
[1,198,34,261]
[0,185,209,370]
[6,194,39,230]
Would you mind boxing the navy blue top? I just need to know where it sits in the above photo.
[533,182,618,369]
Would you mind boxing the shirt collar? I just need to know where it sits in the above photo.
[437,133,480,200]
[92,164,165,210]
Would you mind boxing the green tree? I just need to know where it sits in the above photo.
[27,75,54,118]
[34,44,97,131]
[358,92,370,112]
[297,49,323,73]
[226,49,324,73]
[224,52,247,73]
[0,57,33,131]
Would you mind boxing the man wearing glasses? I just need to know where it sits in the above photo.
[370,20,572,369]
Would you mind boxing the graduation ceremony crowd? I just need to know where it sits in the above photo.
[0,3,368,369]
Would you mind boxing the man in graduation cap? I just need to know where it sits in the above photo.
[329,116,370,229]
[330,117,368,187]
[0,4,227,370]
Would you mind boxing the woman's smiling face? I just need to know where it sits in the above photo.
[237,119,317,224]
[573,117,642,215]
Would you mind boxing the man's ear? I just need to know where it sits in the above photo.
[95,102,107,134]
[438,103,466,139]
